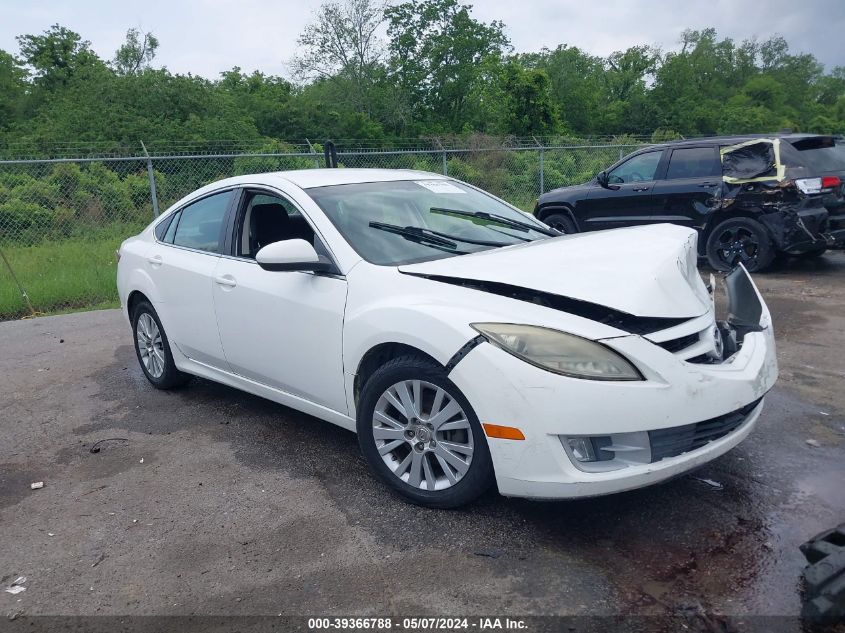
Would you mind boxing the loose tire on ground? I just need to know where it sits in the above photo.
[356,355,494,508]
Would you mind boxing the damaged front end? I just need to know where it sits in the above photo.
[720,139,842,253]
[637,264,768,367]
[715,265,767,361]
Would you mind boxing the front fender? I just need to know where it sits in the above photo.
[344,301,479,373]
[342,295,486,419]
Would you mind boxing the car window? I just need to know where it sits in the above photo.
[237,192,316,258]
[608,151,662,183]
[791,140,845,172]
[162,210,180,243]
[172,191,233,253]
[666,147,720,179]
[154,214,174,241]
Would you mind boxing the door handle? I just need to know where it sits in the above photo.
[214,275,237,288]
[147,255,163,267]
[698,182,719,188]
[632,186,650,192]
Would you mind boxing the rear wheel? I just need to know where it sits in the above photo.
[132,300,191,389]
[705,218,775,272]
[356,356,494,508]
[543,212,577,234]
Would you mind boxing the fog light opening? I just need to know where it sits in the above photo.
[566,437,597,462]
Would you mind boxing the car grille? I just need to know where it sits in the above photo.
[648,398,762,463]
[655,332,700,354]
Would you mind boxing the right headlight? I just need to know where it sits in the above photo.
[471,323,642,381]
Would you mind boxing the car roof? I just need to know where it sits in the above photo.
[162,169,452,219]
[646,133,839,151]
[263,168,447,189]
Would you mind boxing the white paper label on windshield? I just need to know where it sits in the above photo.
[414,180,466,194]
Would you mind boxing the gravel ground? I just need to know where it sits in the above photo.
[1,253,844,627]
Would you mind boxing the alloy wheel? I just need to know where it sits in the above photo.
[372,380,474,491]
[716,226,759,267]
[136,312,165,379]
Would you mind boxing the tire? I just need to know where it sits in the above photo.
[356,355,494,508]
[705,217,775,272]
[131,300,191,390]
[796,246,827,259]
[543,212,577,234]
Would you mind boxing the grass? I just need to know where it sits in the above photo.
[0,224,143,321]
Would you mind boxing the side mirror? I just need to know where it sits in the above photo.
[596,171,620,190]
[596,171,608,187]
[256,239,333,273]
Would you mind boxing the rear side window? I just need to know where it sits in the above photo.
[791,140,845,172]
[154,214,174,241]
[163,211,180,243]
[172,190,233,253]
[666,147,720,179]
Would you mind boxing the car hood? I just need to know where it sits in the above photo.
[398,224,710,319]
[540,182,592,200]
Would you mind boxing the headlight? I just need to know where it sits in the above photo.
[471,323,642,381]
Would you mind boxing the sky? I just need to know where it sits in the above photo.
[1,0,844,79]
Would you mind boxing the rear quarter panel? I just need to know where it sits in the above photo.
[117,231,157,324]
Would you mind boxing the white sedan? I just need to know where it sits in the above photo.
[117,169,778,508]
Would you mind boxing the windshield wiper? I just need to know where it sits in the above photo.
[418,227,511,247]
[430,207,560,237]
[368,221,469,254]
[487,226,532,242]
[370,221,509,248]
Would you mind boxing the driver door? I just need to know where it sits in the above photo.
[211,189,349,414]
[582,150,666,231]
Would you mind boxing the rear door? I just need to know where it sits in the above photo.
[652,145,722,230]
[144,188,235,368]
[581,149,665,230]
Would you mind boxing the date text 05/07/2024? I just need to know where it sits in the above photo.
[307,617,528,630]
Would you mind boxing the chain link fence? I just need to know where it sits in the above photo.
[0,140,640,320]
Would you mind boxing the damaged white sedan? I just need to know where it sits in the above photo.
[117,169,778,508]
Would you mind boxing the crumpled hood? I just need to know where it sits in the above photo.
[398,224,710,319]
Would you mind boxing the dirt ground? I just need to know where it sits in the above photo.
[1,253,844,629]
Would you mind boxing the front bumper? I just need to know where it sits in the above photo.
[448,268,778,499]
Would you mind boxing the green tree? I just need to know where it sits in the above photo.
[386,0,510,132]
[0,50,27,131]
[499,61,558,135]
[521,45,605,135]
[113,28,159,75]
[16,24,103,91]
[291,0,387,117]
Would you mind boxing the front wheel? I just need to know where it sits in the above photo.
[356,356,494,508]
[705,218,775,272]
[543,212,577,234]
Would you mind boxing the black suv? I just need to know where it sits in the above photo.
[534,134,845,271]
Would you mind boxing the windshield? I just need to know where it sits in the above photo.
[306,179,551,265]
